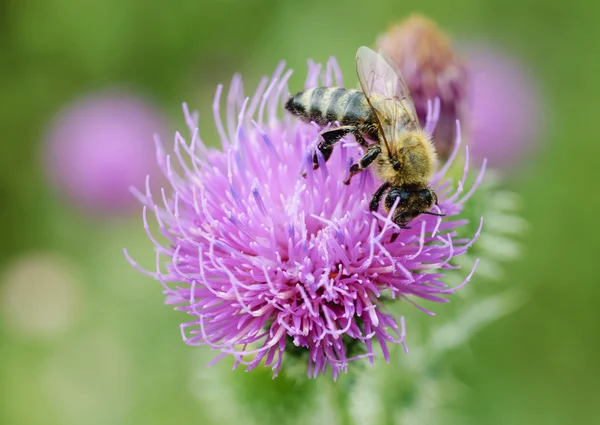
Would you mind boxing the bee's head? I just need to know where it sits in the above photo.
[384,186,444,228]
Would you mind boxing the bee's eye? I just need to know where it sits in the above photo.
[419,189,432,203]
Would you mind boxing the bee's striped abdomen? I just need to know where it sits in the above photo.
[285,87,373,128]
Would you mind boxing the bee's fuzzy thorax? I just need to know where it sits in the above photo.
[374,130,437,186]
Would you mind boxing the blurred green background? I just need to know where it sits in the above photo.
[1,0,598,424]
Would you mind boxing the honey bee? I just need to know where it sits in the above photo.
[285,46,445,234]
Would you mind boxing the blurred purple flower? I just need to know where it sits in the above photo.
[377,14,468,160]
[44,90,167,215]
[463,42,543,168]
[125,58,483,379]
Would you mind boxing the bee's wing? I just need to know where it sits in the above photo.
[356,46,421,153]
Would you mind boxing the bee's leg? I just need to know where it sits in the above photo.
[351,131,369,148]
[312,126,356,170]
[370,182,391,234]
[369,182,391,212]
[343,146,381,185]
[390,214,412,243]
[390,225,412,243]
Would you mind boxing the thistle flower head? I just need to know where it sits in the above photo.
[126,57,483,379]
[377,14,468,159]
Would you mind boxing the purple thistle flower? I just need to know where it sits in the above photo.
[44,89,167,215]
[125,57,484,379]
[463,42,543,168]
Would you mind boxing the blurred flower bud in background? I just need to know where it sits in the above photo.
[377,14,544,169]
[377,13,468,160]
[0,252,83,339]
[43,90,168,216]
[462,42,543,169]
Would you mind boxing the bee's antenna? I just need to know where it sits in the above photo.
[420,211,446,217]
